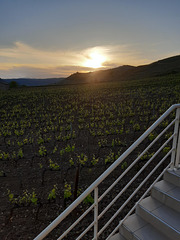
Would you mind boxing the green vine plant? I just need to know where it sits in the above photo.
[148,132,157,141]
[0,151,10,161]
[65,144,75,153]
[37,137,44,145]
[133,123,140,131]
[7,189,38,207]
[111,138,126,147]
[39,163,43,169]
[49,159,60,171]
[17,148,24,158]
[64,182,72,207]
[163,146,170,154]
[105,151,115,164]
[77,153,88,166]
[48,185,58,201]
[139,151,154,161]
[69,157,74,166]
[52,145,58,154]
[83,193,94,205]
[91,154,99,166]
[98,138,108,148]
[121,161,128,170]
[64,183,72,199]
[38,146,47,156]
[17,141,23,147]
[60,144,75,156]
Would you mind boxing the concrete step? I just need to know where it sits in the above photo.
[151,180,180,212]
[110,169,180,240]
[164,169,180,187]
[136,196,180,240]
[119,214,172,240]
[109,233,126,240]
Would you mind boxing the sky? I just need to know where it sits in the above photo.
[0,0,180,79]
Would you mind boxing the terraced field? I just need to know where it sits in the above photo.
[0,74,180,239]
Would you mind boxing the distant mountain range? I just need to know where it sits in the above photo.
[63,55,180,85]
[2,55,180,86]
[3,78,64,86]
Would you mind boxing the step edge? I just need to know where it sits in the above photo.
[109,232,127,240]
[121,219,145,240]
[153,179,177,190]
[164,170,180,180]
[137,203,180,234]
[121,214,173,240]
[152,186,180,202]
[166,169,180,177]
[121,223,142,240]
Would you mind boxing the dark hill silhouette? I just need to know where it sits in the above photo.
[64,55,180,84]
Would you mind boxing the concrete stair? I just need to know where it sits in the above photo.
[110,169,180,240]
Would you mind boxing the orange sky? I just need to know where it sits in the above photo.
[0,0,179,78]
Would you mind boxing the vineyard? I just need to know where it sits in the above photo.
[0,74,180,239]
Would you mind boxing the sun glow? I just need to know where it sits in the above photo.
[83,50,107,69]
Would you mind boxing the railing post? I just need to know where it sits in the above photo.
[171,108,180,169]
[94,187,98,240]
[175,127,180,169]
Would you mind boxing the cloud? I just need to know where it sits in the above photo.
[0,41,156,78]
[0,41,83,66]
[0,41,87,78]
[0,65,93,79]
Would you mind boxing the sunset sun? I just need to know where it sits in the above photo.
[83,50,106,69]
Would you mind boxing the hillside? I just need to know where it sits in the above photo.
[1,76,180,239]
[64,55,180,85]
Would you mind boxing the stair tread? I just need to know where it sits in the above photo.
[139,196,180,232]
[153,180,180,201]
[172,169,180,176]
[121,214,172,240]
[164,169,180,187]
[110,233,126,240]
[118,170,180,239]
[167,169,180,177]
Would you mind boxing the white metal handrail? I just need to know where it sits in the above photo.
[98,134,174,222]
[34,104,180,240]
[102,149,173,239]
[108,160,172,239]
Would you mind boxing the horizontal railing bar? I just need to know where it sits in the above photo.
[34,104,180,240]
[57,203,95,240]
[76,221,94,240]
[98,134,174,220]
[98,148,173,236]
[98,119,176,202]
[107,161,172,240]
